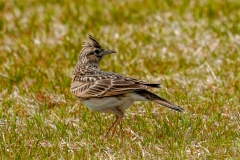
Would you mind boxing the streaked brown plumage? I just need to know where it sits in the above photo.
[71,35,184,137]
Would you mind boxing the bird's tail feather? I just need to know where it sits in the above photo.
[144,83,161,88]
[136,90,184,112]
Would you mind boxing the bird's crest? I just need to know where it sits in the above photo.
[82,34,102,49]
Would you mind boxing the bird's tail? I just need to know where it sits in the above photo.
[136,90,184,112]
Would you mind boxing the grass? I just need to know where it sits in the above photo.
[0,0,239,159]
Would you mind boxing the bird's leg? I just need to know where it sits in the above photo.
[110,116,122,137]
[104,115,121,137]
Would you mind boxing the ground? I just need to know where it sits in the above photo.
[0,0,239,159]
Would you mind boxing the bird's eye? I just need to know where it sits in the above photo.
[94,50,100,54]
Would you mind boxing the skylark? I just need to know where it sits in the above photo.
[71,35,183,136]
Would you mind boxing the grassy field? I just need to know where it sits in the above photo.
[0,0,239,159]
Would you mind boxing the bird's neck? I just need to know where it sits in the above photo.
[74,61,99,75]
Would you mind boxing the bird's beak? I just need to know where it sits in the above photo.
[103,49,116,55]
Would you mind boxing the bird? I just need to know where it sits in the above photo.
[70,34,184,137]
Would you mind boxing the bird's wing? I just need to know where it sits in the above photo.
[71,74,159,98]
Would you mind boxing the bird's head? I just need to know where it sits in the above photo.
[78,35,116,65]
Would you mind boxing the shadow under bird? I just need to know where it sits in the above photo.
[70,35,184,137]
